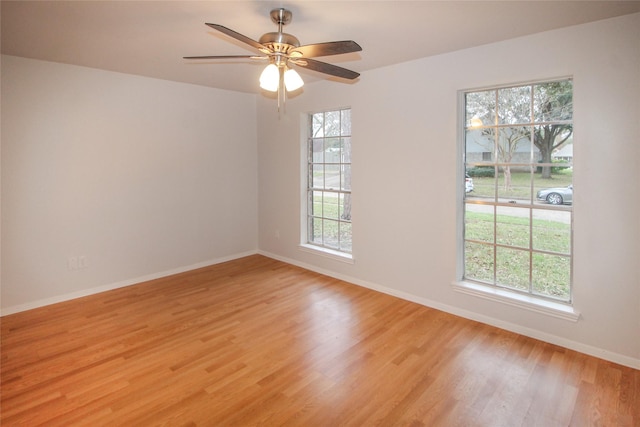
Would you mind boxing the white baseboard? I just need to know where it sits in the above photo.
[0,250,258,317]
[258,250,640,370]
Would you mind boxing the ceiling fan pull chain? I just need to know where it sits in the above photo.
[278,66,285,113]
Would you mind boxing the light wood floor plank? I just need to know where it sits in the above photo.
[1,255,638,426]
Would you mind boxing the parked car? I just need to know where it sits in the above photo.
[465,174,474,193]
[537,185,572,205]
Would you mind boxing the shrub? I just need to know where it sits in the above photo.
[552,159,571,174]
[536,159,572,174]
[467,167,495,177]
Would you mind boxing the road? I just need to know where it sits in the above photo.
[465,198,571,224]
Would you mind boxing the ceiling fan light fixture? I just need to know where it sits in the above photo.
[259,63,279,92]
[284,68,304,91]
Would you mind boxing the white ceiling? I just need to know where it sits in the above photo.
[2,1,639,94]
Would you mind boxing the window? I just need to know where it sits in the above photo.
[305,108,352,255]
[461,79,573,303]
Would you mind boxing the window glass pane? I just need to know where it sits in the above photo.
[311,218,322,244]
[312,190,323,216]
[325,165,340,190]
[464,241,494,283]
[312,165,324,188]
[466,128,495,165]
[341,110,351,134]
[532,253,570,300]
[340,193,352,221]
[312,113,324,137]
[324,138,341,163]
[497,127,530,164]
[532,210,571,254]
[497,167,533,205]
[532,137,543,168]
[533,124,573,177]
[340,222,352,253]
[465,204,494,243]
[325,111,341,136]
[466,166,497,202]
[534,81,573,122]
[312,138,323,163]
[323,219,340,249]
[496,247,529,291]
[497,86,531,125]
[323,192,340,220]
[496,206,530,248]
[465,90,496,127]
[341,137,352,162]
[341,165,352,191]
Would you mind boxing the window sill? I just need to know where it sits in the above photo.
[299,244,354,264]
[452,280,580,322]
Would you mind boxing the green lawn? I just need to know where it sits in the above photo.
[464,211,571,301]
[470,169,572,199]
[465,239,571,300]
[465,170,572,301]
[310,193,352,252]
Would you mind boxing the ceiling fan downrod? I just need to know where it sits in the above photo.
[270,8,292,29]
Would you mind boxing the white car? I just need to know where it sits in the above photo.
[465,174,474,193]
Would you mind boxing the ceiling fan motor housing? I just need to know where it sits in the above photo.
[261,9,299,57]
[259,32,300,53]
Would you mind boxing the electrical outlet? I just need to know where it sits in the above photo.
[275,229,280,239]
[68,255,88,270]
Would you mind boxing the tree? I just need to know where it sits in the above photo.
[496,128,529,190]
[466,81,573,188]
[532,81,573,179]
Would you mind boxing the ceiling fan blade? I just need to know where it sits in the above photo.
[292,40,362,58]
[205,23,270,53]
[183,55,264,60]
[295,58,360,80]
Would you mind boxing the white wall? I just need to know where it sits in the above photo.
[257,14,640,367]
[1,56,258,313]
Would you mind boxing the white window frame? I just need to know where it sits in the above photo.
[454,79,579,321]
[299,108,354,263]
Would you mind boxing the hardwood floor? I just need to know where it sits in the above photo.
[1,255,638,426]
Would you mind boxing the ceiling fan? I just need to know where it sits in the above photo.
[184,8,362,106]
